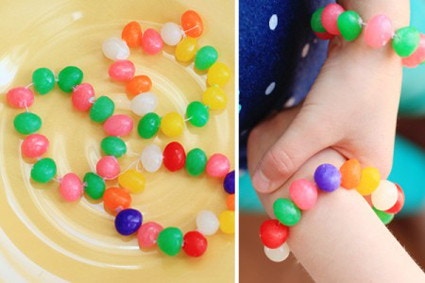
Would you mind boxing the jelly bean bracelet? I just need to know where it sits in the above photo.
[101,10,231,139]
[311,3,425,67]
[259,159,405,262]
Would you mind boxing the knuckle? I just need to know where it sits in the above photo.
[264,147,294,178]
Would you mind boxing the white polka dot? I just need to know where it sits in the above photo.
[265,82,276,95]
[284,97,296,108]
[269,14,278,30]
[301,43,310,58]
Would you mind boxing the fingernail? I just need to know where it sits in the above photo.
[252,170,270,192]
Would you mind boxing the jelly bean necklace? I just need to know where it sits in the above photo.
[6,10,234,258]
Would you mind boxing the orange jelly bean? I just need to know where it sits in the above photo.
[339,159,361,189]
[122,21,142,48]
[126,75,152,97]
[181,10,203,38]
[226,194,235,211]
[103,187,132,215]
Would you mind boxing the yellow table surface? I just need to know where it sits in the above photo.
[0,0,235,282]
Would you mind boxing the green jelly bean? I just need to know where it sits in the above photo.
[157,227,183,256]
[185,148,207,176]
[89,96,115,123]
[83,172,105,200]
[392,27,421,57]
[32,68,55,95]
[101,136,127,158]
[31,158,56,183]
[273,198,301,227]
[194,46,218,71]
[137,112,161,139]
[186,101,209,127]
[337,11,363,41]
[311,7,326,33]
[14,112,42,134]
[57,66,83,93]
[373,207,394,225]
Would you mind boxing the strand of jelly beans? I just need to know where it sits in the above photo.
[259,159,405,262]
[311,3,425,67]
[101,9,231,139]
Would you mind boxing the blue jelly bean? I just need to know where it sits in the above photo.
[314,163,341,192]
[223,170,235,194]
[115,208,143,235]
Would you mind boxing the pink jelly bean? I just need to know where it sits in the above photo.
[108,60,136,82]
[72,83,95,111]
[289,179,318,210]
[402,34,425,67]
[7,87,34,108]
[59,173,84,202]
[137,221,163,248]
[96,156,120,180]
[364,14,394,49]
[103,114,134,136]
[21,134,49,158]
[142,28,164,55]
[206,153,230,178]
[321,3,344,35]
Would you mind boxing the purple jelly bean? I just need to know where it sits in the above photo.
[115,208,143,236]
[314,163,341,192]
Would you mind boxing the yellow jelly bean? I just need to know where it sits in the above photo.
[118,169,145,194]
[160,112,184,137]
[175,37,198,63]
[207,62,231,87]
[356,167,381,196]
[202,86,227,111]
[219,210,234,234]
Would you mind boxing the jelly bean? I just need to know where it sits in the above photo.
[161,22,183,46]
[72,83,95,112]
[372,207,394,225]
[273,198,301,227]
[339,159,361,189]
[102,37,130,60]
[115,208,143,236]
[89,96,115,123]
[321,3,344,35]
[118,169,145,194]
[126,75,152,97]
[310,7,326,33]
[163,142,186,172]
[194,46,218,71]
[223,170,235,194]
[183,231,207,257]
[31,158,56,183]
[103,114,133,137]
[314,163,341,192]
[96,156,120,180]
[160,112,184,137]
[337,11,363,41]
[219,210,234,234]
[315,31,334,40]
[137,222,163,249]
[57,66,83,93]
[175,37,198,63]
[59,173,83,202]
[226,194,235,211]
[264,243,290,262]
[108,60,135,82]
[402,34,425,67]
[186,101,209,127]
[356,167,380,196]
[7,87,34,108]
[181,10,203,38]
[14,112,42,134]
[103,187,132,215]
[140,144,163,173]
[371,180,399,211]
[157,227,183,256]
[101,136,127,158]
[121,21,142,48]
[130,92,158,116]
[392,27,421,57]
[364,14,394,49]
[196,210,219,236]
[185,148,207,176]
[207,62,231,87]
[385,184,405,214]
[21,134,49,158]
[32,68,55,95]
[206,153,230,178]
[289,179,318,210]
[202,86,227,110]
[83,172,105,200]
[137,112,161,139]
[142,28,163,55]
[259,219,289,249]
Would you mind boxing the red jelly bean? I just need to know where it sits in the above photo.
[103,187,132,215]
[72,83,95,111]
[122,21,143,48]
[259,219,289,249]
[7,87,34,108]
[108,60,135,82]
[385,184,405,214]
[163,141,186,172]
[183,231,208,257]
[181,10,204,38]
[21,134,49,158]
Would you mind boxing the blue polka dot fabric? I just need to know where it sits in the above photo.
[239,0,333,168]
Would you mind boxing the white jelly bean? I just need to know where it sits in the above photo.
[161,22,184,46]
[131,92,158,116]
[140,144,163,173]
[102,37,130,60]
[196,210,219,236]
